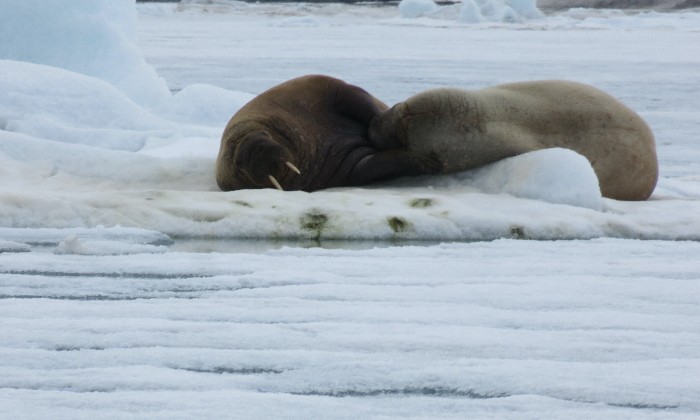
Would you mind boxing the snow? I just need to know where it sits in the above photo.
[458,0,543,23]
[0,0,170,107]
[53,235,169,256]
[2,240,700,417]
[0,226,171,246]
[0,241,30,254]
[1,0,699,417]
[383,148,604,210]
[399,0,438,19]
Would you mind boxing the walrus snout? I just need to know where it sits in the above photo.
[233,131,298,190]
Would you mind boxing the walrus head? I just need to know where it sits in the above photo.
[215,117,305,191]
[220,129,300,191]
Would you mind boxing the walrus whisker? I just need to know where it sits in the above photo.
[285,161,302,175]
[268,175,284,191]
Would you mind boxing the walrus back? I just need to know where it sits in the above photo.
[388,80,658,200]
[398,88,540,171]
[484,81,658,200]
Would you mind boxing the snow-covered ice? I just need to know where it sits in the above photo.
[0,0,170,107]
[458,0,543,23]
[399,0,438,19]
[2,0,700,241]
[2,240,700,418]
[1,0,699,418]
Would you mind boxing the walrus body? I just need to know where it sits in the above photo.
[216,75,438,191]
[369,80,658,200]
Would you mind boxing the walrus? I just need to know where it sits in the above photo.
[368,80,659,201]
[216,75,439,192]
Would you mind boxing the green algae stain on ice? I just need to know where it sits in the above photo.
[388,216,411,234]
[233,200,252,208]
[510,226,527,239]
[409,198,434,208]
[300,210,329,241]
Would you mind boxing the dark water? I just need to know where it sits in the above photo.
[136,0,700,7]
[168,237,445,253]
[136,0,401,3]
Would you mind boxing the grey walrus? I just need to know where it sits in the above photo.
[368,80,658,201]
[216,75,439,192]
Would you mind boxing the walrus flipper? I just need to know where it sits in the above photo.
[348,150,441,186]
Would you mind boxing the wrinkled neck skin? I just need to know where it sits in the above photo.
[369,89,482,147]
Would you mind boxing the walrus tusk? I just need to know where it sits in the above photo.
[268,175,284,191]
[285,161,301,175]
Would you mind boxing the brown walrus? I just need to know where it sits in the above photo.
[368,80,659,201]
[216,75,439,192]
